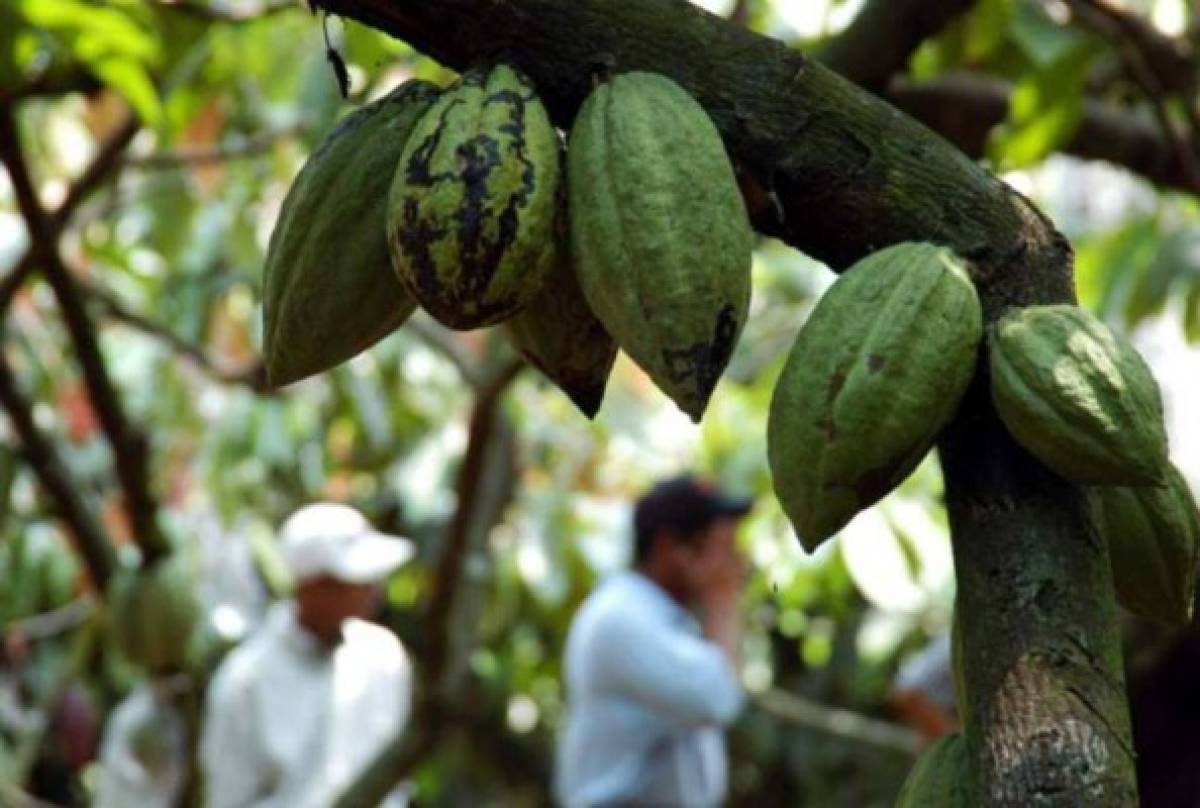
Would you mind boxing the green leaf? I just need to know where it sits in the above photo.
[1184,284,1200,343]
[1009,2,1090,66]
[93,56,161,124]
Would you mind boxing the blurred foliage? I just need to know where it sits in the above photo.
[0,0,1198,806]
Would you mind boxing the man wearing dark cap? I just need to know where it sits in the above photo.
[557,476,753,807]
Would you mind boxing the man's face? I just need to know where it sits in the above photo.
[295,575,380,643]
[668,517,741,601]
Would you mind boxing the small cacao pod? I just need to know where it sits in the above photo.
[568,71,752,421]
[768,243,982,551]
[1096,463,1200,624]
[109,553,200,675]
[989,304,1167,485]
[896,733,971,807]
[388,64,561,329]
[505,256,617,418]
[263,80,439,387]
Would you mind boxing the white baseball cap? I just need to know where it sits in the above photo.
[280,502,416,584]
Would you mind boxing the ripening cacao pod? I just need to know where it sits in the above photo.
[768,243,982,551]
[387,64,561,329]
[989,304,1167,485]
[505,256,617,418]
[896,734,971,808]
[1096,464,1200,624]
[263,80,440,387]
[568,71,753,421]
[109,553,200,675]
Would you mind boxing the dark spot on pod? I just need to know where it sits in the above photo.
[867,354,886,373]
[660,303,740,408]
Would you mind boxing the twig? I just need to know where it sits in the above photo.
[122,123,306,170]
[2,599,95,641]
[83,281,271,392]
[0,352,115,589]
[756,688,922,756]
[0,102,169,563]
[0,112,140,313]
[406,314,486,390]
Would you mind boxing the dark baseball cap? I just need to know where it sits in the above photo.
[634,475,754,540]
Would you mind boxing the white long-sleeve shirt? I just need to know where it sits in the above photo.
[556,572,745,807]
[200,602,412,808]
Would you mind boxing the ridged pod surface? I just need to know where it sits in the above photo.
[896,734,971,807]
[506,256,616,418]
[768,243,982,551]
[263,80,439,387]
[1096,464,1200,624]
[989,304,1167,485]
[388,64,560,329]
[568,71,752,421]
[109,554,200,674]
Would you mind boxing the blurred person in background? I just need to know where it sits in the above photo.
[200,502,415,808]
[889,632,957,743]
[557,476,752,808]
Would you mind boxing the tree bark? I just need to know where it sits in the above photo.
[310,0,1137,803]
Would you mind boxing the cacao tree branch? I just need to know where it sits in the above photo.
[334,357,523,807]
[888,72,1200,195]
[0,103,169,565]
[820,0,978,92]
[81,281,272,393]
[308,1,1136,802]
[0,111,139,315]
[0,351,116,589]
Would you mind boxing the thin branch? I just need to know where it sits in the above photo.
[0,112,140,314]
[82,281,271,392]
[0,351,115,589]
[122,123,306,170]
[2,598,95,641]
[0,102,169,563]
[334,356,522,807]
[887,72,1200,195]
[756,688,922,756]
[405,314,486,390]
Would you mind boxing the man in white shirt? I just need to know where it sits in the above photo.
[200,502,416,808]
[557,476,752,807]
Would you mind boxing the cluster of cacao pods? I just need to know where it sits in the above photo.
[765,242,1196,622]
[263,65,752,420]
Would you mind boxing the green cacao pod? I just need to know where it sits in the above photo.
[109,554,200,675]
[263,80,439,388]
[896,734,971,808]
[506,256,616,417]
[388,64,561,329]
[768,243,982,551]
[989,304,1167,485]
[568,71,752,421]
[1096,463,1200,624]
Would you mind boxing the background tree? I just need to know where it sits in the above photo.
[1,1,1197,806]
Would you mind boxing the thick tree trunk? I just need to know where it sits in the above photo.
[312,0,1138,803]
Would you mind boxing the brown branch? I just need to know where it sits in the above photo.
[334,357,522,807]
[1067,0,1197,97]
[0,103,169,564]
[0,351,115,589]
[0,112,139,314]
[122,123,306,170]
[82,281,271,392]
[820,0,978,91]
[888,72,1200,195]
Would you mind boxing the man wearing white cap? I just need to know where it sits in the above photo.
[200,503,416,808]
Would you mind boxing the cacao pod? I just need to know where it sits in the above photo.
[1096,463,1200,624]
[989,304,1167,485]
[388,64,561,329]
[768,243,982,551]
[567,71,752,421]
[896,733,971,808]
[108,553,200,675]
[506,255,616,417]
[263,80,439,387]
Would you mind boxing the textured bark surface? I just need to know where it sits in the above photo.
[311,0,1138,803]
